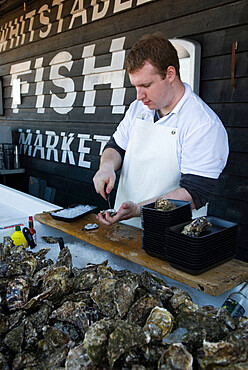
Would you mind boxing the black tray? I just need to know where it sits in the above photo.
[167,255,236,275]
[50,204,98,222]
[141,199,192,232]
[167,216,238,240]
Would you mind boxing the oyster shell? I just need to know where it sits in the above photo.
[127,294,163,326]
[181,216,212,237]
[158,343,193,370]
[83,318,117,365]
[107,320,150,368]
[197,337,248,368]
[176,311,229,342]
[65,343,93,369]
[144,306,174,341]
[91,278,117,318]
[114,273,139,318]
[154,197,176,211]
[100,208,117,217]
[6,276,30,311]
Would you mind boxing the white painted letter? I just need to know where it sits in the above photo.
[33,130,45,159]
[25,10,36,42]
[39,4,52,38]
[45,131,59,161]
[34,58,45,113]
[0,23,9,52]
[49,51,76,114]
[10,61,32,113]
[91,0,110,21]
[18,128,33,156]
[69,0,87,29]
[93,135,110,155]
[52,0,65,33]
[61,132,75,165]
[77,134,92,168]
[82,37,126,114]
[114,0,132,13]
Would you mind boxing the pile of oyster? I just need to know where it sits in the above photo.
[154,197,176,211]
[0,237,247,369]
[181,217,212,237]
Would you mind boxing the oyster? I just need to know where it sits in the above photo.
[181,216,212,237]
[82,223,99,230]
[83,318,117,365]
[158,343,193,369]
[144,306,174,341]
[1,236,13,260]
[197,337,248,368]
[107,320,150,368]
[50,300,101,336]
[91,278,117,318]
[100,208,117,217]
[6,276,30,311]
[114,273,139,318]
[140,271,173,303]
[176,311,229,342]
[154,197,176,211]
[127,294,163,326]
[65,343,93,369]
[41,236,59,244]
[4,322,25,352]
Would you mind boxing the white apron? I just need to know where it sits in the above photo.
[114,115,207,228]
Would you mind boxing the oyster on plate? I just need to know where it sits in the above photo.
[154,197,176,211]
[181,216,212,237]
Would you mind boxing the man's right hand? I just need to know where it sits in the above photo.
[93,148,123,200]
[93,163,116,200]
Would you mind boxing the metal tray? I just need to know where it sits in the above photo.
[50,204,97,222]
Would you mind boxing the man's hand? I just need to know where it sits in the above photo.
[93,164,116,200]
[96,201,140,225]
[93,148,122,200]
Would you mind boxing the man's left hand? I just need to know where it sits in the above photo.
[96,201,139,225]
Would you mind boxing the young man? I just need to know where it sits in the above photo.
[93,33,229,227]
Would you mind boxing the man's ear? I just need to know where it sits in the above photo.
[166,66,176,82]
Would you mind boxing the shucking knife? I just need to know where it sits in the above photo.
[104,185,112,209]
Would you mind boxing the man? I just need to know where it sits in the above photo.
[93,33,229,227]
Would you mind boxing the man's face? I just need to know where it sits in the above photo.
[128,61,174,111]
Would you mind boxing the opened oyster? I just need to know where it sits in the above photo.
[100,209,117,217]
[181,216,212,237]
[154,197,176,211]
[144,306,174,341]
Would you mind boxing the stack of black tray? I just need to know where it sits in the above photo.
[141,199,192,259]
[165,216,238,275]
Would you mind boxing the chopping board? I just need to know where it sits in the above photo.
[35,211,248,296]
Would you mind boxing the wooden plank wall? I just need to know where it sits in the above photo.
[0,0,247,261]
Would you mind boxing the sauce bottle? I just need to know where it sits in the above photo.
[11,225,27,248]
[28,216,37,244]
[222,280,248,318]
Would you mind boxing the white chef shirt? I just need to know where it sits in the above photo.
[113,83,229,179]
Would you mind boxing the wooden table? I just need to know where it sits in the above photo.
[35,211,248,296]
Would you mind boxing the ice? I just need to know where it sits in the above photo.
[51,205,95,218]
